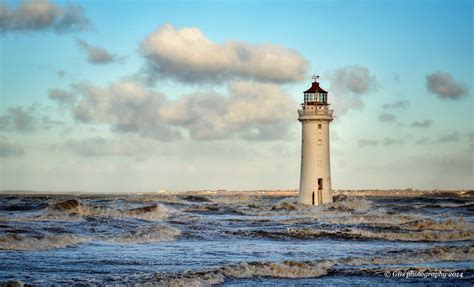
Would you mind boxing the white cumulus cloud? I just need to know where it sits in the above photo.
[53,80,297,141]
[140,24,307,84]
[0,0,90,34]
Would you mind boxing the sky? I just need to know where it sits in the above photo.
[0,0,472,192]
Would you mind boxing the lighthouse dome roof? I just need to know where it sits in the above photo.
[304,81,328,93]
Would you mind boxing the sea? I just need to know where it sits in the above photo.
[0,192,472,286]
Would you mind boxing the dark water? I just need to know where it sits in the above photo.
[0,193,472,286]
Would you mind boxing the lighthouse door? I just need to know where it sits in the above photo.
[312,192,315,205]
[317,178,323,205]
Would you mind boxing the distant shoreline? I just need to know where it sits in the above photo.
[0,189,472,197]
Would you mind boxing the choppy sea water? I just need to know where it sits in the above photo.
[0,192,472,286]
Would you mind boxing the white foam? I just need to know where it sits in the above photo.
[0,233,90,251]
[109,224,181,244]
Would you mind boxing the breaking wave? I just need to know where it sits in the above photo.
[399,218,471,231]
[265,196,373,215]
[0,233,90,251]
[0,224,181,250]
[326,196,372,213]
[154,260,333,286]
[109,224,181,244]
[234,226,474,242]
[342,245,474,266]
[39,200,170,221]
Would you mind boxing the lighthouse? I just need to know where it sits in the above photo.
[298,76,334,205]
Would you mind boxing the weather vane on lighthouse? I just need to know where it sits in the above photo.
[297,75,334,205]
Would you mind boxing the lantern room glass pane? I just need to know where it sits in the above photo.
[304,92,315,103]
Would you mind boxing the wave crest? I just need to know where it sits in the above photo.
[110,224,181,243]
[155,260,333,286]
[42,200,170,221]
[235,226,474,242]
[0,233,89,251]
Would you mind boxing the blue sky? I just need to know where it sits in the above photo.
[0,0,472,192]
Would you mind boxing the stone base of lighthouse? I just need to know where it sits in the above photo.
[297,107,333,206]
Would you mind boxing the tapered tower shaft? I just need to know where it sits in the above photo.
[298,76,334,205]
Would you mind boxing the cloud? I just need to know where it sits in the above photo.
[48,88,76,106]
[329,65,376,94]
[393,73,400,83]
[436,132,461,143]
[69,81,178,141]
[410,119,433,128]
[0,105,62,132]
[382,100,409,110]
[415,137,431,145]
[57,70,65,79]
[326,65,376,115]
[426,71,469,100]
[56,136,154,157]
[387,152,473,189]
[0,106,35,131]
[358,137,404,147]
[0,0,90,34]
[377,112,401,125]
[382,137,404,146]
[140,24,307,84]
[77,39,122,64]
[468,132,474,142]
[53,80,297,141]
[161,81,296,140]
[0,137,24,157]
[358,139,378,147]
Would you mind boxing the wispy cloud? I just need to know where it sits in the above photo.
[436,131,461,143]
[382,137,404,146]
[55,136,154,157]
[358,137,404,147]
[393,73,400,83]
[410,119,433,128]
[382,100,409,110]
[327,65,377,115]
[377,112,402,125]
[415,137,431,145]
[0,137,24,157]
[358,139,378,147]
[0,0,90,34]
[0,106,35,131]
[426,71,469,100]
[48,88,76,106]
[0,105,62,132]
[140,24,307,84]
[77,39,122,65]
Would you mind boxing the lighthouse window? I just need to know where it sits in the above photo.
[318,178,323,190]
[318,124,322,129]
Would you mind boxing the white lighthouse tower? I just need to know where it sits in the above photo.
[298,76,334,205]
